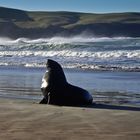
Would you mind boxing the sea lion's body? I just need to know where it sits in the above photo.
[40,59,93,106]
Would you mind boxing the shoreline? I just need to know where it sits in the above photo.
[0,98,140,140]
[0,65,140,106]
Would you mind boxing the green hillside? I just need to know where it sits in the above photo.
[0,7,140,38]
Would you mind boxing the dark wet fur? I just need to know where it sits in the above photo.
[40,59,93,106]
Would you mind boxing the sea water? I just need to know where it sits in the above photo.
[0,36,140,71]
[0,36,140,104]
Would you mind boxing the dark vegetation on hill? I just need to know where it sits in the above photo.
[0,7,140,39]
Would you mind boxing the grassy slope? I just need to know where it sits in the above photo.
[16,11,140,28]
[0,7,140,38]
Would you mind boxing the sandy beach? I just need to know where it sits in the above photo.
[0,98,140,140]
[0,66,140,139]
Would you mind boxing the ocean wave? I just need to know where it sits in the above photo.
[0,50,140,59]
[0,36,136,45]
[0,61,139,72]
[0,36,140,52]
[0,36,140,72]
[0,49,140,71]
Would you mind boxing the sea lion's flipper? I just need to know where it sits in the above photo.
[39,97,48,104]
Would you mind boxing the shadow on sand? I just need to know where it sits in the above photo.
[79,103,140,112]
[49,102,140,112]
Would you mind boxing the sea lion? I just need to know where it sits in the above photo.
[40,59,93,106]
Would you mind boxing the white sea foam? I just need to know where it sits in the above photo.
[0,49,140,59]
[0,36,140,71]
[0,36,135,45]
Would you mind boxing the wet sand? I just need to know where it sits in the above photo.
[0,98,140,140]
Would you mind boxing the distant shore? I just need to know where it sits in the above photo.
[1,7,140,39]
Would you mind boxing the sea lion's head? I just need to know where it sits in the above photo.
[46,59,67,84]
[41,59,67,96]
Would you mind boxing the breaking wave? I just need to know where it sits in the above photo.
[0,36,140,71]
